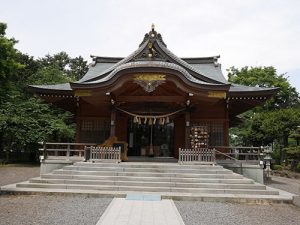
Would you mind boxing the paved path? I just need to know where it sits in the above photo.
[96,196,185,225]
[268,175,300,195]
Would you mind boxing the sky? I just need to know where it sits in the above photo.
[1,0,300,92]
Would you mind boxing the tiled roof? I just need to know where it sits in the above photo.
[29,83,72,91]
[78,63,115,82]
[86,61,227,87]
[229,83,278,92]
[77,41,149,83]
[189,63,227,84]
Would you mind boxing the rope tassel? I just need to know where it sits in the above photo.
[114,106,186,126]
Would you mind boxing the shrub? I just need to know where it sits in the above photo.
[296,163,300,172]
[273,164,283,171]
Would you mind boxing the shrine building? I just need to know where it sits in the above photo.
[29,25,278,159]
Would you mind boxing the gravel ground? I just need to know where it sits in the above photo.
[0,164,111,225]
[176,175,300,225]
[1,164,300,225]
[175,201,300,225]
[0,164,40,186]
[0,195,112,225]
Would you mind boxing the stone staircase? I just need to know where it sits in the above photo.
[1,161,294,203]
[10,162,289,202]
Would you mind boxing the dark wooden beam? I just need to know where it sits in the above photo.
[116,96,185,102]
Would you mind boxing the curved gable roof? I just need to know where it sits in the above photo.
[78,27,228,85]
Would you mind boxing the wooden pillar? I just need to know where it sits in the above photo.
[224,120,229,146]
[185,109,190,148]
[174,115,185,159]
[110,107,116,136]
[224,98,229,146]
[75,97,81,142]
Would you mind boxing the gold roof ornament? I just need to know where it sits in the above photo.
[208,91,227,99]
[74,90,92,97]
[151,23,155,31]
[134,74,165,81]
[133,73,166,93]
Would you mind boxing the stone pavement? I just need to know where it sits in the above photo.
[96,195,185,225]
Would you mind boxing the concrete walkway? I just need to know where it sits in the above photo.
[96,195,185,225]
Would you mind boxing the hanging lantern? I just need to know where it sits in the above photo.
[166,117,170,123]
[148,118,153,125]
[133,116,138,123]
[138,117,141,125]
[162,118,165,125]
[153,117,157,124]
[144,117,148,124]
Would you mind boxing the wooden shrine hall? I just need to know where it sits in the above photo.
[29,25,278,159]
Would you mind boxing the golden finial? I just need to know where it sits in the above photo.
[151,23,155,31]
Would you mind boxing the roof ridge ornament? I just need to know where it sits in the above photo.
[139,25,167,48]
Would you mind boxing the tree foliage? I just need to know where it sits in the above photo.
[228,66,300,163]
[0,23,24,104]
[243,109,300,146]
[37,52,88,81]
[0,23,88,161]
[0,98,75,151]
[28,66,72,85]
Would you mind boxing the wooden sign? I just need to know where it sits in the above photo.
[134,74,166,81]
[208,91,226,99]
[74,90,92,97]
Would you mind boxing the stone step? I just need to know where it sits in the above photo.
[41,174,254,184]
[74,162,223,170]
[63,165,231,174]
[29,178,265,190]
[2,184,292,204]
[53,169,236,177]
[16,182,279,195]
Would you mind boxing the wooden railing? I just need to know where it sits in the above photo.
[178,148,216,163]
[39,142,97,161]
[85,146,121,163]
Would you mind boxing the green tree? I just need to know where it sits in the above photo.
[0,23,77,161]
[37,52,88,81]
[0,23,23,104]
[250,109,300,147]
[290,126,300,146]
[28,66,72,85]
[228,66,300,164]
[0,98,75,157]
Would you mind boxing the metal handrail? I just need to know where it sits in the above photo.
[213,149,240,162]
[211,146,263,149]
[212,146,265,161]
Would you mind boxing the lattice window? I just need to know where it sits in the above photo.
[210,122,224,146]
[79,118,110,143]
[81,120,93,131]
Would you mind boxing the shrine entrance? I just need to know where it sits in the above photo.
[127,119,175,157]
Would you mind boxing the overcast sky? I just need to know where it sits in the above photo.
[1,0,299,92]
